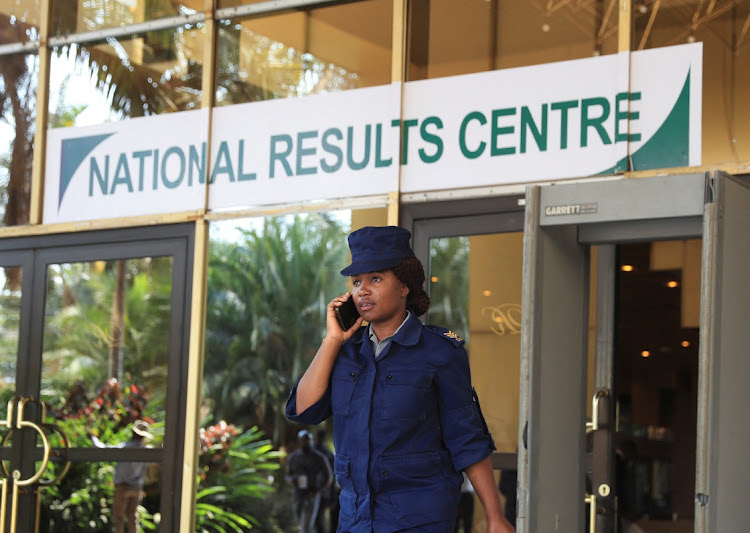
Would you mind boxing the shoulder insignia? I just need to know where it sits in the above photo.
[424,324,465,347]
[444,330,462,342]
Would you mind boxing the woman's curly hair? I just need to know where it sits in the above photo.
[393,256,430,316]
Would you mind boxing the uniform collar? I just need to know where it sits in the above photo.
[352,311,422,347]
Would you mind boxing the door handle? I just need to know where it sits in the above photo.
[585,389,612,533]
[585,494,596,533]
[586,389,609,433]
[0,396,71,533]
[9,397,51,533]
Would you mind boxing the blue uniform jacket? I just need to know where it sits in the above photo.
[286,313,496,532]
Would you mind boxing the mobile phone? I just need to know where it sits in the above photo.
[335,298,360,330]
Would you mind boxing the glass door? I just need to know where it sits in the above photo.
[407,196,525,530]
[0,224,194,532]
[586,241,700,533]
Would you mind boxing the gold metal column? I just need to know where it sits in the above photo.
[29,0,53,225]
[179,1,215,530]
[390,0,407,226]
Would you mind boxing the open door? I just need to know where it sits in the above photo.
[697,173,750,533]
[518,172,750,533]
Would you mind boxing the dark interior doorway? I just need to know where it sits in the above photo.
[613,241,699,533]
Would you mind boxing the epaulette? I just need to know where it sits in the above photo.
[424,324,465,347]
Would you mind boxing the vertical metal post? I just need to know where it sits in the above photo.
[29,0,53,225]
[516,186,541,533]
[694,202,715,533]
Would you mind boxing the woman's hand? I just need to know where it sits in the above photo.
[486,516,516,533]
[326,292,364,342]
[294,292,363,414]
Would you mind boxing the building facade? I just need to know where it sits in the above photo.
[0,0,748,531]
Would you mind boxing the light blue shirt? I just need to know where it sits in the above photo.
[368,310,411,358]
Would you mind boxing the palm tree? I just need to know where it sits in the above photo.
[0,15,39,229]
[427,237,470,341]
[42,257,172,419]
[205,214,349,446]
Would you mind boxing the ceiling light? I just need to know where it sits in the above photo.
[681,340,690,348]
[483,290,492,296]
[667,280,679,288]
[638,4,648,14]
[641,350,650,358]
[430,276,439,283]
[621,265,634,272]
[541,23,550,33]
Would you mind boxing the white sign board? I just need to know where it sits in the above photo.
[44,43,701,224]
[400,43,701,191]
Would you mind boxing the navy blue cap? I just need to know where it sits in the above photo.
[340,226,415,276]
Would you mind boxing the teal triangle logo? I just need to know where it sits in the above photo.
[597,70,691,174]
[59,133,114,209]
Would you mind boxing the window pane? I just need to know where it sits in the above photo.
[49,24,204,126]
[408,0,618,80]
[41,257,173,447]
[0,266,21,414]
[0,52,38,226]
[428,232,523,453]
[202,207,388,528]
[215,0,392,105]
[428,231,523,527]
[0,0,41,42]
[634,2,750,166]
[51,0,204,36]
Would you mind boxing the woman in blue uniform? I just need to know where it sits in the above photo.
[286,226,515,533]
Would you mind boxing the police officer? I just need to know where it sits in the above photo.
[286,226,515,533]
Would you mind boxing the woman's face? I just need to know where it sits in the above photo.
[350,270,409,325]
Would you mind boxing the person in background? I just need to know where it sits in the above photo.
[286,226,515,532]
[90,420,153,533]
[313,429,338,533]
[286,429,332,533]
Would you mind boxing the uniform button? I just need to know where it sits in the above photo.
[382,470,389,477]
[349,372,356,378]
[386,375,392,380]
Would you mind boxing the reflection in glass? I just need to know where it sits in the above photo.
[215,0,391,105]
[203,212,356,530]
[41,258,172,447]
[633,2,750,166]
[0,0,41,42]
[51,0,203,36]
[49,24,204,126]
[40,460,162,531]
[428,237,470,342]
[40,258,170,532]
[408,0,617,80]
[428,233,523,452]
[0,53,39,226]
[0,266,21,420]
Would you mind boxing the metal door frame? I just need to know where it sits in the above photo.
[518,171,750,533]
[0,223,195,532]
[403,195,525,474]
